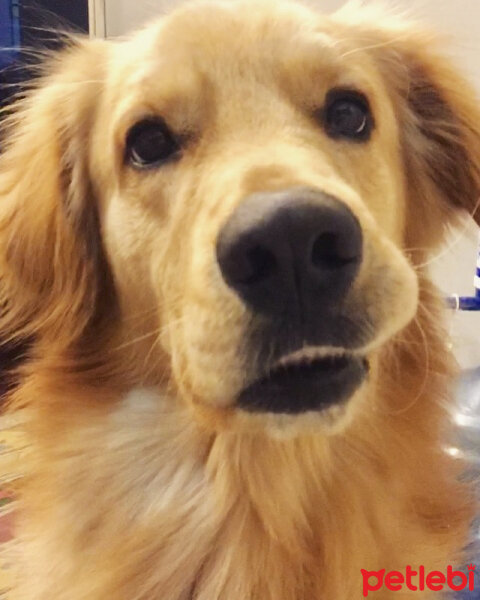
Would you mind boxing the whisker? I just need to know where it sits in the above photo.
[108,315,189,354]
[386,313,431,416]
[412,198,480,270]
[109,330,160,353]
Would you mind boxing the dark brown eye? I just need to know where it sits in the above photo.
[125,119,180,168]
[324,90,373,141]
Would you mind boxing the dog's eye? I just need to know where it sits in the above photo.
[324,90,373,141]
[125,119,180,168]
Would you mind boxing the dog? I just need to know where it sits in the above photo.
[1,0,479,598]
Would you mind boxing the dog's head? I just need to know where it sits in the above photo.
[1,0,480,434]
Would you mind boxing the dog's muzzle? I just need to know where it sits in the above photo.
[216,186,368,414]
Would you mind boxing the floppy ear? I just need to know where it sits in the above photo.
[0,39,114,349]
[334,4,480,252]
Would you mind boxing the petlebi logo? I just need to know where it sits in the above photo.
[361,565,476,596]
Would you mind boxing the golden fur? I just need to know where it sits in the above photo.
[1,0,480,597]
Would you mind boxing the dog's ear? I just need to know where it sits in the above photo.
[334,5,480,251]
[0,39,113,349]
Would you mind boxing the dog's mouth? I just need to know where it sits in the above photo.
[237,347,368,414]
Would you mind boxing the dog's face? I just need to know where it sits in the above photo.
[98,0,418,432]
[1,0,480,434]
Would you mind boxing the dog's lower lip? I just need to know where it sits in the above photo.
[237,352,368,414]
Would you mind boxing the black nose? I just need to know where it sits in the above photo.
[216,187,362,318]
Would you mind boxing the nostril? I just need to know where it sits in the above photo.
[311,232,355,270]
[239,245,277,284]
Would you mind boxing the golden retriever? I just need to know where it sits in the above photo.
[1,0,479,598]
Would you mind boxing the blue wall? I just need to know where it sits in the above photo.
[0,0,14,48]
[0,0,20,69]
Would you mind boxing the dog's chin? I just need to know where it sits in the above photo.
[231,384,368,439]
[237,348,368,412]
[228,347,369,438]
[189,348,369,437]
